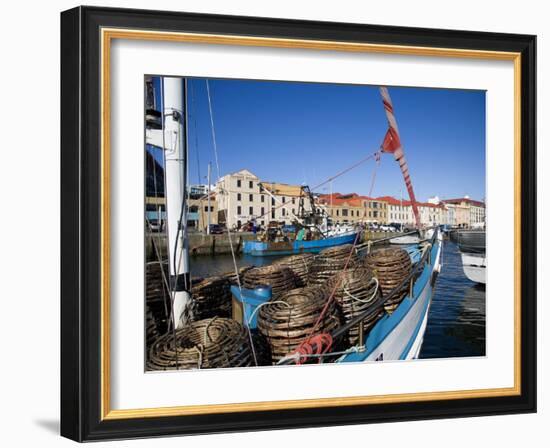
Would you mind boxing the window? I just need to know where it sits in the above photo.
[237,179,241,188]
[249,194,254,202]
[342,209,348,217]
[249,181,253,189]
[292,209,295,215]
[336,210,340,216]
[282,209,286,216]
[271,210,275,219]
[261,220,265,225]
[261,207,265,216]
[282,197,286,203]
[237,220,242,228]
[237,193,241,201]
[292,198,296,205]
[350,210,354,217]
[237,206,242,215]
[249,206,254,215]
[373,211,378,218]
[261,195,265,203]
[271,198,275,206]
[189,205,198,213]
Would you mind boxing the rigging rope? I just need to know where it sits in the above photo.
[205,79,258,366]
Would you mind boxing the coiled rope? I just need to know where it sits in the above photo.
[329,266,383,345]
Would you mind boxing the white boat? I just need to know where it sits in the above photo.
[456,230,486,284]
[389,227,434,245]
[461,252,486,284]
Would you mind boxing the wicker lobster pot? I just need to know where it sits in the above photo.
[146,318,253,370]
[308,244,360,286]
[145,261,171,336]
[364,247,412,313]
[328,266,383,345]
[243,265,297,298]
[257,286,342,364]
[273,253,316,287]
[223,265,254,286]
[190,275,233,320]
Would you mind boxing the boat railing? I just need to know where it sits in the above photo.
[277,228,439,365]
[355,228,421,252]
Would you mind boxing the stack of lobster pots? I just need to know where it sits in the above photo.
[243,265,297,298]
[307,244,360,287]
[146,317,254,370]
[328,265,383,345]
[364,247,412,313]
[256,285,342,363]
[273,253,316,287]
[190,275,233,320]
[145,261,171,336]
[223,265,254,287]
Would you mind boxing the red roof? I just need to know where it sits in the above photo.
[443,197,485,207]
[318,193,447,209]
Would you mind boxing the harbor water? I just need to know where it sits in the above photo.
[189,238,486,360]
[419,239,486,359]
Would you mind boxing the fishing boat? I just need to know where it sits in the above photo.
[243,184,361,256]
[242,228,360,256]
[146,78,443,368]
[234,87,443,365]
[456,230,486,284]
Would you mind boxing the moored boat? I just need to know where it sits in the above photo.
[243,229,360,256]
[456,230,486,284]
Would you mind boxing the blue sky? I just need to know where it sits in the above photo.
[152,77,486,202]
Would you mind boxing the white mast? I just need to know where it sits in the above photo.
[163,77,190,329]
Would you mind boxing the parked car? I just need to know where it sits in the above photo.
[207,224,225,234]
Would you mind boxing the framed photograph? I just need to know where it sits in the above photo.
[60,6,536,441]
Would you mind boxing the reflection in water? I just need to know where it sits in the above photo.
[190,239,486,359]
[419,240,486,359]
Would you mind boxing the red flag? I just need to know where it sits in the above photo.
[381,127,401,153]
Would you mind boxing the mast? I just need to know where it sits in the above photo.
[163,77,190,329]
[207,162,212,234]
[379,87,421,228]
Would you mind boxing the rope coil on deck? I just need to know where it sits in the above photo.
[146,318,253,370]
[273,253,316,287]
[364,247,412,313]
[328,266,384,345]
[308,244,360,286]
[257,286,342,363]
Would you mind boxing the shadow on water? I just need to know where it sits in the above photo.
[419,239,486,359]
